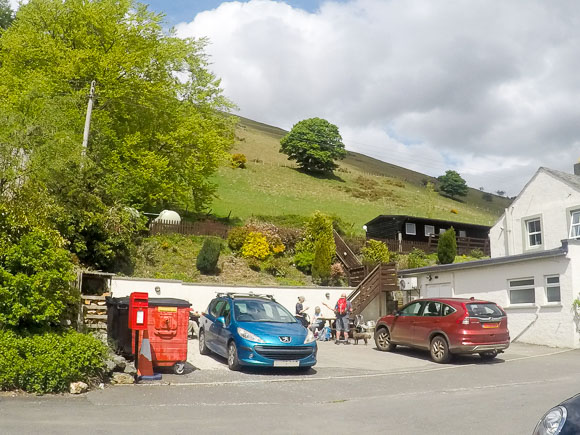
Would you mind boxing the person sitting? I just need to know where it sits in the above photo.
[309,306,325,335]
[188,309,200,338]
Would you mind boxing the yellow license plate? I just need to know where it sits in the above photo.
[482,323,499,328]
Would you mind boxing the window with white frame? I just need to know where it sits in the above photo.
[509,278,535,304]
[425,225,435,236]
[439,228,446,234]
[405,223,416,235]
[570,210,580,239]
[459,230,467,238]
[526,219,542,247]
[545,276,561,303]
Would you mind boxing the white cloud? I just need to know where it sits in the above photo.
[175,0,580,196]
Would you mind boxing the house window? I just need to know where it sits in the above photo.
[439,228,446,234]
[509,278,535,304]
[405,223,416,235]
[459,230,467,238]
[526,219,542,247]
[545,276,561,303]
[425,225,435,236]
[570,211,580,239]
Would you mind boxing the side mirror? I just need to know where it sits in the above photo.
[216,316,225,326]
[394,311,400,316]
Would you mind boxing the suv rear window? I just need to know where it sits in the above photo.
[466,303,504,318]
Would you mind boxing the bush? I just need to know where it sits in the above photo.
[407,248,430,269]
[0,330,106,394]
[482,192,493,202]
[361,239,390,267]
[330,262,346,286]
[196,238,222,274]
[227,226,249,251]
[241,232,271,260]
[294,251,315,273]
[312,236,333,284]
[231,153,247,169]
[0,222,78,329]
[262,257,288,277]
[437,227,457,265]
[470,248,485,259]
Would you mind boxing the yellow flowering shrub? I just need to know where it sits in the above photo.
[241,232,271,260]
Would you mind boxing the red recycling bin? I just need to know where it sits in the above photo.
[131,298,191,375]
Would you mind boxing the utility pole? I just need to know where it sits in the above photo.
[80,80,96,165]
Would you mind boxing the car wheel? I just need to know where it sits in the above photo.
[375,327,396,352]
[227,341,241,371]
[479,350,498,360]
[430,335,451,363]
[173,361,186,375]
[199,329,210,355]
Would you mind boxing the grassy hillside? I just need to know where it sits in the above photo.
[208,116,510,233]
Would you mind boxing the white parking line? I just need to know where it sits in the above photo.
[125,347,576,388]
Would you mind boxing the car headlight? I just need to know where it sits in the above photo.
[533,406,567,435]
[304,330,316,344]
[237,327,265,343]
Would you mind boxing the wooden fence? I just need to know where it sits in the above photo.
[371,236,490,256]
[149,219,230,238]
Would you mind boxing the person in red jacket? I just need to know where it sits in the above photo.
[333,293,352,344]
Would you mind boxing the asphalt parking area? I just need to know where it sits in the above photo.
[145,338,576,385]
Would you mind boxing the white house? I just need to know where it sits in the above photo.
[491,166,580,257]
[399,165,580,348]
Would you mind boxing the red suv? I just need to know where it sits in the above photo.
[374,298,510,363]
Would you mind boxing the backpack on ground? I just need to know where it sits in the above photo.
[318,326,331,341]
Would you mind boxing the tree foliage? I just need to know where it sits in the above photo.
[0,0,235,210]
[437,227,457,265]
[0,0,13,29]
[294,211,335,283]
[0,205,78,329]
[196,238,222,274]
[437,170,468,199]
[0,0,236,271]
[280,118,346,173]
[361,239,390,268]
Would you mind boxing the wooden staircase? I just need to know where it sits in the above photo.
[333,230,365,286]
[347,263,398,316]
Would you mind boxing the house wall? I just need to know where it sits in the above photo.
[490,171,580,257]
[412,248,580,348]
[110,278,354,322]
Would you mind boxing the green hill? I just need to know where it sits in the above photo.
[209,116,510,233]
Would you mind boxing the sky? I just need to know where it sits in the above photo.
[10,0,580,196]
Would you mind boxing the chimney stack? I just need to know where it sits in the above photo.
[575,162,580,176]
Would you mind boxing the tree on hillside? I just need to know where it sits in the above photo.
[0,0,13,29]
[437,170,468,199]
[0,0,236,271]
[280,118,346,173]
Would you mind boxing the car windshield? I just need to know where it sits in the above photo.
[466,303,504,318]
[233,299,297,323]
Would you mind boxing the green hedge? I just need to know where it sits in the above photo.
[0,330,107,394]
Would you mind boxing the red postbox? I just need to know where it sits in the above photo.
[128,292,149,330]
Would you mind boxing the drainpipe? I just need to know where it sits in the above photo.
[504,208,511,256]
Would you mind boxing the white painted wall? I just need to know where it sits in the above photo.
[490,169,580,257]
[110,278,353,321]
[409,244,580,348]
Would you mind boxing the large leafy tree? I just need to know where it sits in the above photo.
[437,170,468,199]
[280,117,346,173]
[0,0,236,270]
[0,0,235,212]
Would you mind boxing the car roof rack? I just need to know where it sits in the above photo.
[216,292,276,301]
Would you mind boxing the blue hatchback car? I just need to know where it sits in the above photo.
[199,293,317,371]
